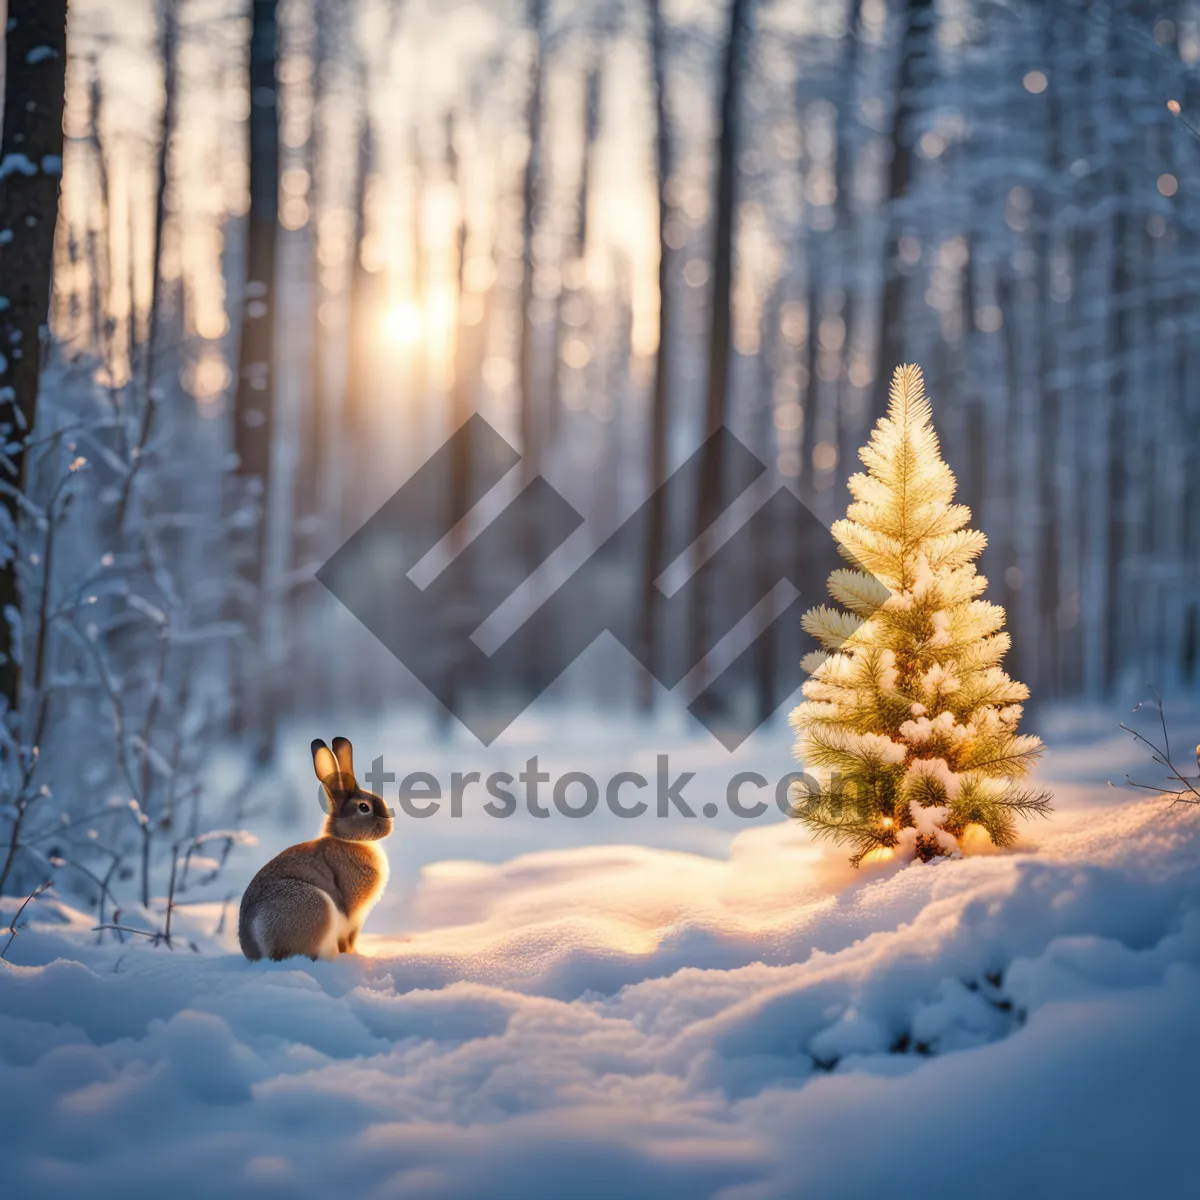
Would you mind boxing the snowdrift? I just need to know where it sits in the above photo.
[1,794,1198,1198]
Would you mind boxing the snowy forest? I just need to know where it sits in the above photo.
[2,0,1198,894]
[1,1,1198,1196]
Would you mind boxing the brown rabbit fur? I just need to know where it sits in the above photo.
[239,737,394,961]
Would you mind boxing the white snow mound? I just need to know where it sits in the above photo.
[1,795,1198,1198]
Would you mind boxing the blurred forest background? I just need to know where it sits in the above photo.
[1,0,1199,906]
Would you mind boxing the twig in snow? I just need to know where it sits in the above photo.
[90,922,198,952]
[1116,686,1200,805]
[214,891,235,938]
[1,879,53,961]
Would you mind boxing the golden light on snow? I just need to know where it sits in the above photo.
[859,847,896,865]
[362,828,868,966]
[959,824,1004,856]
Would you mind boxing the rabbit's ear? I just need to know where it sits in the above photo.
[332,736,355,783]
[312,739,338,786]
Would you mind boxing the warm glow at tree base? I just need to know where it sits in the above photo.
[788,364,1053,867]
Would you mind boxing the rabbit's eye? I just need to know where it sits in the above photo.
[357,801,371,814]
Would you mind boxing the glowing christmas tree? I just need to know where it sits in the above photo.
[788,364,1052,866]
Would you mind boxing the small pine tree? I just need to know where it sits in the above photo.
[788,365,1052,866]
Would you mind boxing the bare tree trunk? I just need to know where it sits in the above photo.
[801,260,821,487]
[514,0,549,693]
[639,0,673,705]
[234,0,280,575]
[575,63,601,266]
[407,126,428,458]
[343,111,374,495]
[834,0,863,220]
[753,283,784,723]
[230,0,280,744]
[834,0,864,481]
[85,59,118,405]
[230,0,281,741]
[440,112,473,731]
[689,0,754,697]
[1035,8,1063,697]
[446,113,473,533]
[1105,209,1129,690]
[872,0,933,424]
[0,0,69,721]
[143,0,178,408]
[116,0,179,530]
[518,0,547,483]
[547,55,601,449]
[295,0,329,534]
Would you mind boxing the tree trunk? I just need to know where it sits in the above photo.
[144,0,178,407]
[230,0,280,742]
[342,108,374,518]
[639,0,672,702]
[801,260,821,488]
[1104,211,1129,690]
[295,0,329,534]
[518,0,547,484]
[689,0,754,697]
[753,283,784,723]
[1035,8,1063,696]
[116,0,179,530]
[576,62,601,264]
[438,113,473,732]
[547,55,601,449]
[234,0,280,579]
[84,61,115,384]
[515,0,548,694]
[834,0,864,485]
[0,0,69,721]
[872,0,933,424]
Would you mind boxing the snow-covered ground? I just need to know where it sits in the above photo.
[2,699,1199,1197]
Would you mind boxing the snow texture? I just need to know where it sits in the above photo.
[1,712,1197,1197]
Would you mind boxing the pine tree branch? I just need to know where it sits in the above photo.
[994,787,1054,817]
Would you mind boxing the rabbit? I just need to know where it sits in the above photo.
[239,737,394,961]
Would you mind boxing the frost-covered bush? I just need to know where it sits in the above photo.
[0,348,259,919]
